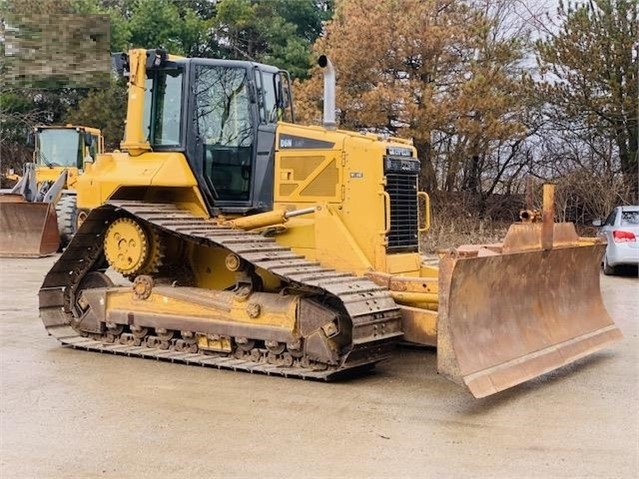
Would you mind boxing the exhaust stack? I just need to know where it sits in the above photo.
[317,55,336,130]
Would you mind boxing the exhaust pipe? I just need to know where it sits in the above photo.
[317,55,336,130]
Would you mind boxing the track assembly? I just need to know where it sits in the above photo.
[39,201,404,381]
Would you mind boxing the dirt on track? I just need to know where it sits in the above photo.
[1,256,637,479]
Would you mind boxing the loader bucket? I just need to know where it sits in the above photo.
[0,195,60,257]
[437,222,623,398]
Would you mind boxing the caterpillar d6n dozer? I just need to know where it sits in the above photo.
[38,50,622,397]
[0,125,104,257]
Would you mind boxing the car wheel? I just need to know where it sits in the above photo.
[602,254,616,275]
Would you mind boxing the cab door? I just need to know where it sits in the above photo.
[191,62,257,209]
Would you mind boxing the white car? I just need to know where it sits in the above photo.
[593,205,639,275]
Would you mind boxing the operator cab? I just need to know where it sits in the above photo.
[133,50,294,214]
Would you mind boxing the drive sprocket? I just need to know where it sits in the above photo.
[103,217,163,278]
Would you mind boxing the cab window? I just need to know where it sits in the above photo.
[260,71,278,123]
[37,129,81,168]
[142,68,184,146]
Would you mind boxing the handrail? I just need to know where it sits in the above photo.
[418,191,431,233]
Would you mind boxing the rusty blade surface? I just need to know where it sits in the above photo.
[0,200,60,257]
[437,242,622,398]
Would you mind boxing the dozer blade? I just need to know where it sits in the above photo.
[437,223,623,398]
[0,196,60,257]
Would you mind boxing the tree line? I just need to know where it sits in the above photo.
[1,0,636,221]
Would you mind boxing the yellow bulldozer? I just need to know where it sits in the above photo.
[38,49,622,398]
[0,125,104,257]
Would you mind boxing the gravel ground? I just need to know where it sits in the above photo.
[1,256,637,479]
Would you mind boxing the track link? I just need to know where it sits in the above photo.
[39,201,403,380]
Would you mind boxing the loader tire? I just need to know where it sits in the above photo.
[55,195,80,247]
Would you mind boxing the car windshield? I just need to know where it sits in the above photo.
[621,210,639,226]
[37,129,81,167]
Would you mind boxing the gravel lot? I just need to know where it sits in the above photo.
[1,256,637,479]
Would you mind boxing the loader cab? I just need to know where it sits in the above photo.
[35,127,83,169]
[34,127,101,169]
[141,54,294,214]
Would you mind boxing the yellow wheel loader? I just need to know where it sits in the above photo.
[38,49,622,397]
[0,125,104,257]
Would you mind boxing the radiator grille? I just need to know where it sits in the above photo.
[386,172,419,252]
